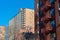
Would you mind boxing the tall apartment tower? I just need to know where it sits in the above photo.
[8,8,34,40]
[16,8,34,40]
[24,8,34,33]
[13,8,34,33]
[34,0,60,40]
[8,18,15,40]
[0,26,6,40]
[14,8,34,33]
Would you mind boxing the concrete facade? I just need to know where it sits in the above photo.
[8,8,34,40]
[24,9,34,33]
[8,18,15,40]
[16,8,34,40]
[0,26,6,40]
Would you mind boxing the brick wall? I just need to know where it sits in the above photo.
[56,26,60,40]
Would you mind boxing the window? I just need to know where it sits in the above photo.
[58,1,60,7]
[39,0,43,7]
[39,31,44,40]
[39,21,43,27]
[39,11,43,17]
[50,20,56,28]
[49,0,54,4]
[58,3,60,10]
[50,9,55,17]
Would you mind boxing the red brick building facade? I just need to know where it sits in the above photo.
[34,0,60,40]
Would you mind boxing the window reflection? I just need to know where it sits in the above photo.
[50,20,56,28]
[50,9,54,17]
[39,0,43,7]
[49,0,54,4]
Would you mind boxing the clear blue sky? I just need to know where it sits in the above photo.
[0,0,34,27]
[0,0,34,40]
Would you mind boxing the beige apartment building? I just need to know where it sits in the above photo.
[20,8,34,33]
[0,26,6,40]
[16,8,34,40]
[8,8,34,40]
[8,18,15,40]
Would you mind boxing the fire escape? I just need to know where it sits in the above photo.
[34,0,60,40]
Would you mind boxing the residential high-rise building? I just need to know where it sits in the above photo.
[14,8,34,33]
[22,8,34,33]
[0,26,6,40]
[8,8,34,40]
[16,8,34,40]
[8,18,15,40]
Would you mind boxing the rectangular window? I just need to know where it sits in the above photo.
[58,3,60,10]
[50,20,56,28]
[39,0,43,7]
[50,8,55,17]
[39,11,43,17]
[58,10,60,16]
[49,0,54,4]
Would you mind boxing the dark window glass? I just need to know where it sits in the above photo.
[58,3,60,8]
[59,3,60,8]
[39,21,43,26]
[39,11,43,17]
[50,9,55,17]
[58,10,60,16]
[39,0,43,7]
[39,33,44,40]
[50,20,56,28]
[49,0,54,4]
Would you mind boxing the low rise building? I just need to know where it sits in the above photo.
[0,26,6,40]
